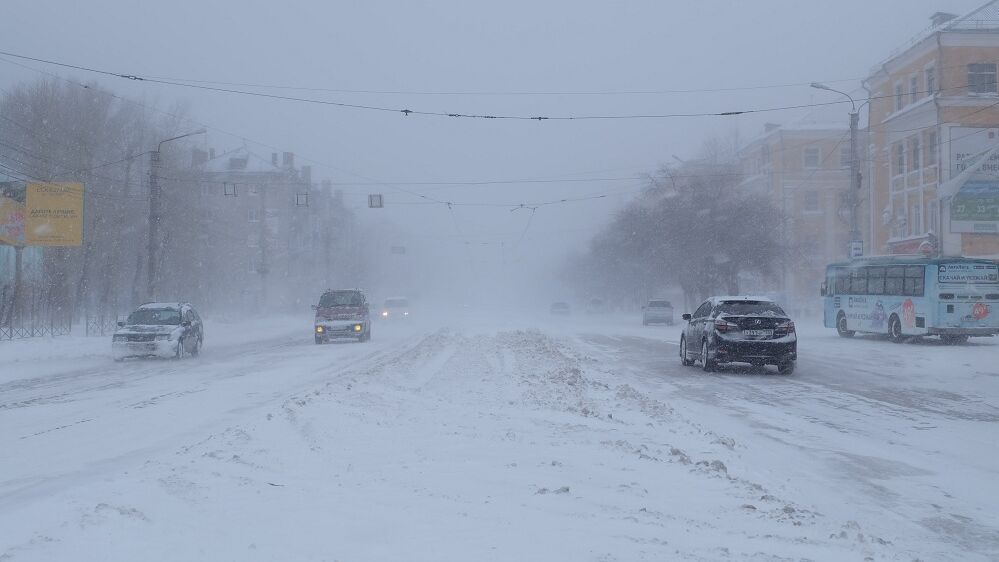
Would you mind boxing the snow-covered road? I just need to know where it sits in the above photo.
[1,313,997,561]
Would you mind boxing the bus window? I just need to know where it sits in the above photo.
[904,266,925,296]
[835,268,849,294]
[886,266,905,296]
[850,269,868,294]
[867,266,885,294]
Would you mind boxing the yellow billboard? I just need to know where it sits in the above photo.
[25,182,84,246]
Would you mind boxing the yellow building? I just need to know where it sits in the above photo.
[739,123,866,315]
[866,3,999,258]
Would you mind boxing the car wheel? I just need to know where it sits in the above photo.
[680,336,694,366]
[175,338,185,360]
[888,315,905,344]
[836,312,855,338]
[190,337,201,357]
[777,361,795,375]
[701,340,716,372]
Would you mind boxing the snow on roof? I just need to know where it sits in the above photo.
[137,302,184,309]
[875,0,999,71]
[203,146,286,175]
[709,295,775,303]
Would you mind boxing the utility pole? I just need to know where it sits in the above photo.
[812,83,863,259]
[146,129,205,301]
[146,149,161,301]
[848,109,862,258]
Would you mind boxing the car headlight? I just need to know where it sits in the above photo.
[155,334,171,341]
[354,324,363,332]
[381,311,389,317]
[315,325,324,333]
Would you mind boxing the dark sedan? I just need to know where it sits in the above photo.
[679,296,796,374]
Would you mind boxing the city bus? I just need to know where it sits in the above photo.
[821,255,999,343]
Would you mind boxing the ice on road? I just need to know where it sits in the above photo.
[1,314,997,561]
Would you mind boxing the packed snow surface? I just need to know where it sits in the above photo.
[1,313,997,561]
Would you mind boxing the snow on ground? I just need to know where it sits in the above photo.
[1,311,997,560]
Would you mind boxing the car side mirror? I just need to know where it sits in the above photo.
[681,313,692,321]
[117,321,125,327]
[182,321,192,328]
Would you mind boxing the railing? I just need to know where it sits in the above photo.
[0,317,72,341]
[85,313,125,337]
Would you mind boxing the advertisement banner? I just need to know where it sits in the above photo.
[0,182,26,246]
[949,127,999,234]
[25,182,84,246]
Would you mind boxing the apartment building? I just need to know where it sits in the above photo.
[866,3,999,258]
[739,123,867,314]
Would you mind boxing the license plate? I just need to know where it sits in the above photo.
[743,329,773,337]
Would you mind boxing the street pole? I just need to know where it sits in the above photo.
[848,109,862,258]
[146,149,161,300]
[811,83,863,259]
[146,129,206,301]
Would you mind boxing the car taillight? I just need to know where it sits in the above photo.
[714,318,739,332]
[775,321,795,335]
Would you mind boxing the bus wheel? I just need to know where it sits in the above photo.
[836,313,855,338]
[888,315,904,344]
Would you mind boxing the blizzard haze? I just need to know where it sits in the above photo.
[2,2,999,561]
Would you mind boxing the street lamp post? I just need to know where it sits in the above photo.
[811,82,863,259]
[147,129,206,300]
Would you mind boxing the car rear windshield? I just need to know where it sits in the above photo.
[127,308,181,325]
[715,301,786,317]
[649,300,671,307]
[384,298,409,308]
[320,291,364,307]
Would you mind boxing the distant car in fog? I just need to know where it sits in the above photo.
[112,302,203,361]
[550,302,571,315]
[379,297,411,319]
[679,296,796,375]
[586,298,609,314]
[642,299,674,326]
[313,289,371,343]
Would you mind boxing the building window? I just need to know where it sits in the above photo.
[911,203,922,235]
[248,207,260,222]
[910,76,919,104]
[925,66,936,95]
[968,63,998,95]
[803,147,820,168]
[893,143,905,176]
[804,191,820,212]
[926,130,937,165]
[910,137,921,171]
[928,199,939,232]
[895,83,904,111]
[840,146,851,168]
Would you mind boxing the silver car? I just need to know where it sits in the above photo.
[642,299,674,326]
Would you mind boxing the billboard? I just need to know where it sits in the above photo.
[949,127,999,234]
[25,182,84,246]
[0,182,26,245]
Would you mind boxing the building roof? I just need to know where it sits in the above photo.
[203,146,285,175]
[875,0,999,71]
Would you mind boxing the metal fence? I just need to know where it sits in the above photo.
[85,313,125,337]
[0,317,72,341]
